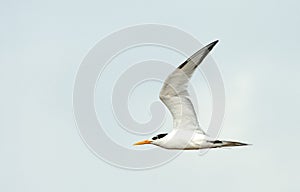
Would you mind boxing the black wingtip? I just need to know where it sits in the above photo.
[207,40,219,51]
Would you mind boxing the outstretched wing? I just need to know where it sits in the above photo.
[159,40,218,133]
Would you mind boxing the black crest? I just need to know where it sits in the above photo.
[152,133,168,140]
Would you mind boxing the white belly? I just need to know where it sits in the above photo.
[157,130,212,150]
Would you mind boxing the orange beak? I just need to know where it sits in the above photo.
[133,140,152,146]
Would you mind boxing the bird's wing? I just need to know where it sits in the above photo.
[159,40,218,133]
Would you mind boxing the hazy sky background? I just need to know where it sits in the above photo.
[1,0,300,191]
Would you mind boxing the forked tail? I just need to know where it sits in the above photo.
[210,140,250,148]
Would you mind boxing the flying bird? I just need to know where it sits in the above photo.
[134,40,249,150]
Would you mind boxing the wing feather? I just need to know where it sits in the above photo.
[159,40,218,133]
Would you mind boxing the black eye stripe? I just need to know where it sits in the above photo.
[152,133,168,140]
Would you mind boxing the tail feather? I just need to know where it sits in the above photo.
[210,140,250,148]
[221,141,249,147]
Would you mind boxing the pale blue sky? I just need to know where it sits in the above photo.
[1,0,300,191]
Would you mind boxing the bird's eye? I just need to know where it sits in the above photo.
[152,136,158,140]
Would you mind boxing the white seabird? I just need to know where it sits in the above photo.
[134,40,249,150]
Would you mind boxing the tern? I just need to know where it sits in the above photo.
[134,40,249,150]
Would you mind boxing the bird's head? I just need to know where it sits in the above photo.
[133,133,168,146]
